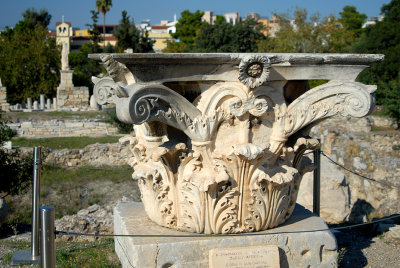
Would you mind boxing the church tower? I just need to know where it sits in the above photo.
[56,16,72,53]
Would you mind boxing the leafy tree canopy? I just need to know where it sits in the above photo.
[257,8,355,53]
[195,18,265,52]
[22,8,52,29]
[69,43,104,95]
[170,10,205,50]
[86,10,103,53]
[114,10,154,53]
[352,0,400,125]
[0,113,33,198]
[339,5,367,34]
[0,18,60,103]
[96,0,112,17]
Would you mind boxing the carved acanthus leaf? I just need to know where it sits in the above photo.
[231,143,268,161]
[269,81,376,156]
[100,54,135,85]
[211,188,238,233]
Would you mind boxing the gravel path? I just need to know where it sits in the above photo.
[336,227,400,268]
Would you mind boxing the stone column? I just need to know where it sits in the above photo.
[46,99,51,110]
[33,100,39,110]
[53,97,57,110]
[90,95,99,110]
[40,94,45,110]
[27,98,32,109]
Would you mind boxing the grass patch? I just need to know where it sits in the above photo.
[12,136,121,149]
[371,125,396,132]
[56,239,120,267]
[6,165,134,223]
[370,108,386,117]
[4,111,107,121]
[41,164,132,184]
[0,239,120,267]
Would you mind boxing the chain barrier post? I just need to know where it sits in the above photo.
[313,142,321,216]
[32,146,41,259]
[40,206,56,268]
[10,147,41,265]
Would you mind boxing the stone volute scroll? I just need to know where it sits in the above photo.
[90,53,383,234]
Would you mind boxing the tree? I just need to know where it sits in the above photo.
[353,0,400,84]
[377,80,400,127]
[86,10,103,53]
[352,0,400,125]
[169,10,205,51]
[0,23,59,103]
[137,31,154,53]
[0,113,33,198]
[339,5,367,36]
[69,43,104,94]
[257,8,354,53]
[22,8,52,28]
[114,10,140,52]
[114,10,154,53]
[195,18,265,52]
[96,0,112,48]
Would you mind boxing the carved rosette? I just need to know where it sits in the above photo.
[91,53,380,234]
[238,55,271,88]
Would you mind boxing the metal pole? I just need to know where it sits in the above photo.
[40,206,56,268]
[31,147,41,260]
[313,145,321,216]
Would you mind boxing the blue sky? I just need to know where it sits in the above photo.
[0,0,390,30]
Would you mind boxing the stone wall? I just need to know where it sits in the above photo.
[45,142,132,167]
[57,87,89,107]
[57,70,89,108]
[298,115,400,223]
[7,119,119,138]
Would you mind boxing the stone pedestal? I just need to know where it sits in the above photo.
[0,86,9,111]
[27,98,32,109]
[114,202,337,268]
[40,94,45,110]
[57,70,89,108]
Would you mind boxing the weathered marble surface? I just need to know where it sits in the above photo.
[114,201,337,268]
[91,53,383,234]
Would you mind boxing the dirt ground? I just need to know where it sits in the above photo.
[1,177,399,267]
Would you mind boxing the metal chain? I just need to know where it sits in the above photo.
[320,151,400,190]
[55,214,400,238]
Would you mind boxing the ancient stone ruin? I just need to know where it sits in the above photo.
[57,42,89,108]
[0,78,10,111]
[91,52,383,267]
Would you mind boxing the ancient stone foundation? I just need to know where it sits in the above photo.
[0,84,10,111]
[57,70,89,107]
[7,119,118,138]
[114,202,338,268]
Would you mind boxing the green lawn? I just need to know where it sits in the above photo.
[4,110,107,120]
[0,239,121,267]
[12,136,121,150]
[6,164,134,223]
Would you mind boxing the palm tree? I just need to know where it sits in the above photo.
[96,0,112,48]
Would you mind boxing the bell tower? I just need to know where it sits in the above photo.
[56,16,71,53]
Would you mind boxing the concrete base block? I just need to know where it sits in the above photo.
[114,202,338,268]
